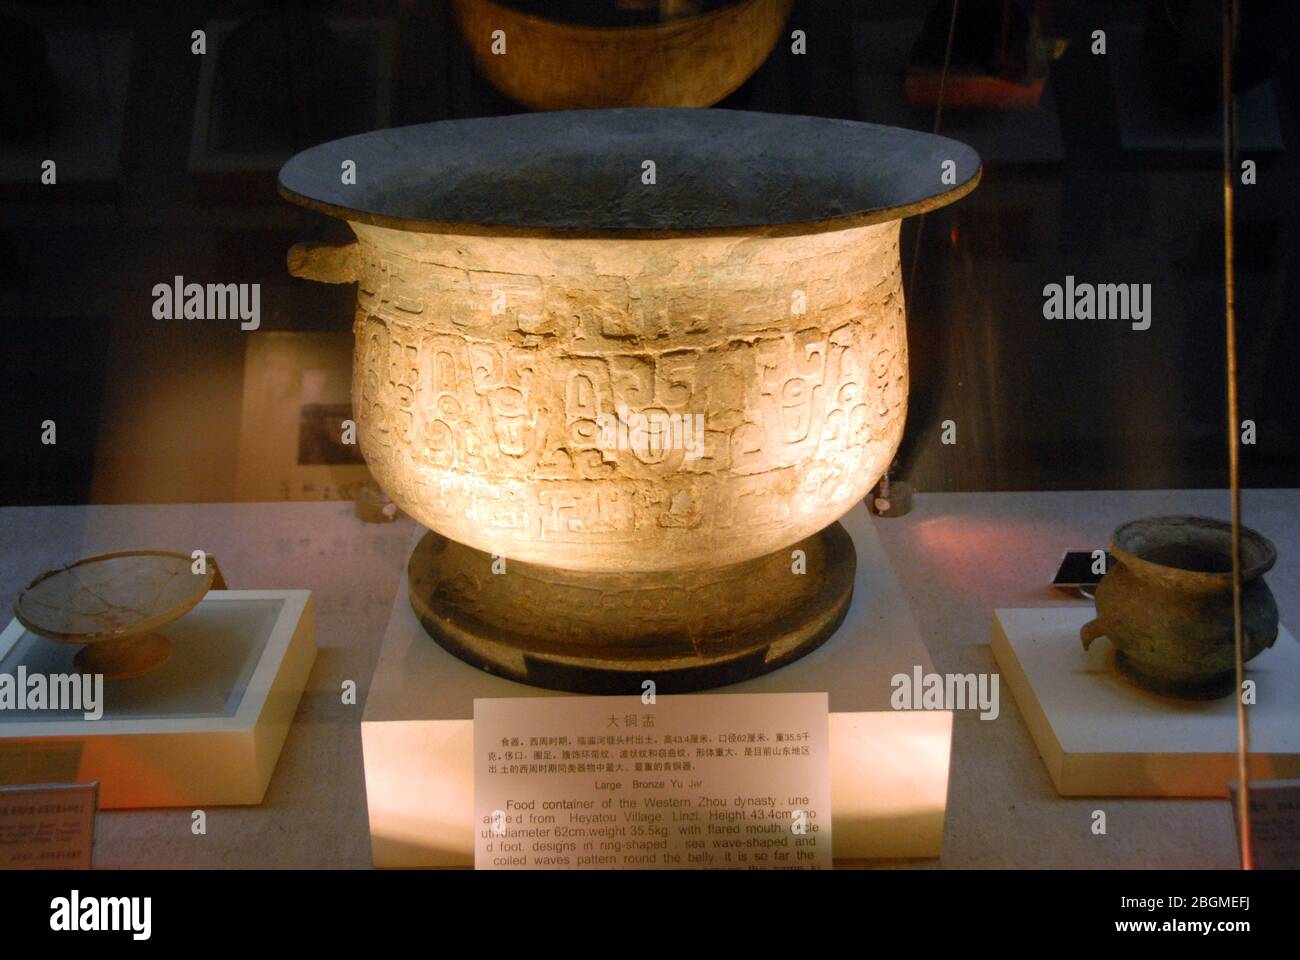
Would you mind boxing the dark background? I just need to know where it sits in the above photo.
[1,0,1296,505]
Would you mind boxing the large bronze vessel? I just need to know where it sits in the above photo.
[280,109,980,691]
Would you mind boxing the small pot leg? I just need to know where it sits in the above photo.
[1080,618,1106,651]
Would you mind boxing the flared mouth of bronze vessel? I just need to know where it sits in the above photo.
[1110,515,1277,588]
[277,108,981,238]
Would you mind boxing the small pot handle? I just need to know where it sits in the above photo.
[1080,619,1106,651]
[287,240,359,284]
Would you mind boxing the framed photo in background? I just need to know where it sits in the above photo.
[235,331,371,501]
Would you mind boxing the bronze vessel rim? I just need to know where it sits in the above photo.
[1109,514,1277,586]
[277,108,982,240]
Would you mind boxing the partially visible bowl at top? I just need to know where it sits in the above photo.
[452,0,794,110]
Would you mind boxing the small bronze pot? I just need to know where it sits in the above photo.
[1081,515,1279,700]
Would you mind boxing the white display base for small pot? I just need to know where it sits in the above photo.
[992,607,1300,797]
[362,504,952,867]
[0,590,316,808]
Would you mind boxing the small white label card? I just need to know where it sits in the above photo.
[0,781,97,869]
[1230,779,1300,869]
[474,692,830,870]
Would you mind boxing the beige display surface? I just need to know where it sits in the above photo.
[0,591,316,808]
[473,693,831,870]
[992,607,1300,797]
[362,504,953,866]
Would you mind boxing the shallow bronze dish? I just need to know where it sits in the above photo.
[15,551,215,680]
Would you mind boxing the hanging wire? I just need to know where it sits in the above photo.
[905,0,961,307]
[1221,0,1252,871]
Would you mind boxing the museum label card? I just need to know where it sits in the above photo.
[474,692,831,870]
[1230,779,1300,869]
[0,781,97,869]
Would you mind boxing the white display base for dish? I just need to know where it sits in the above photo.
[992,607,1300,797]
[362,504,952,867]
[0,590,316,808]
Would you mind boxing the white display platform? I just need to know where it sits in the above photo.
[992,608,1300,797]
[0,590,316,808]
[362,504,952,867]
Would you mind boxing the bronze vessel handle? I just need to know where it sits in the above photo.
[1080,618,1107,651]
[287,240,359,284]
